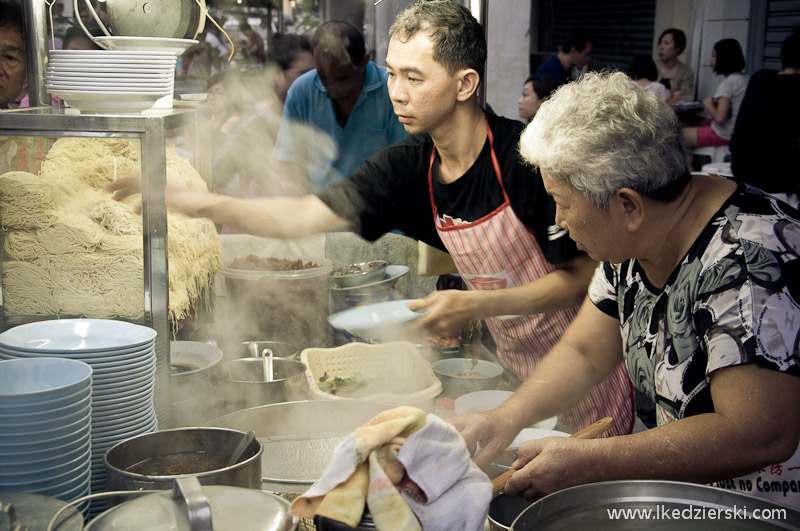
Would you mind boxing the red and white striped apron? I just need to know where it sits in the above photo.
[428,123,635,436]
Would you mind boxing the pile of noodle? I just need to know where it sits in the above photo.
[0,137,222,322]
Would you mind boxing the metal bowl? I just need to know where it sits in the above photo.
[432,358,504,398]
[329,260,389,288]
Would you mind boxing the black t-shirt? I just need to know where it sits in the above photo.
[316,111,581,265]
[730,69,800,193]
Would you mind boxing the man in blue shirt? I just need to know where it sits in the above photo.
[535,30,593,87]
[273,21,408,193]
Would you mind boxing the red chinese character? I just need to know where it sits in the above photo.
[770,464,784,476]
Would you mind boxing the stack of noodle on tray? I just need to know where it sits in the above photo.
[0,137,222,322]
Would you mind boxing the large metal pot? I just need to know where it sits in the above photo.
[104,427,262,492]
[511,480,800,530]
[210,358,309,417]
[206,400,391,493]
[85,476,297,531]
[0,492,83,531]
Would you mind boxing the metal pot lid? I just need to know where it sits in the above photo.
[0,492,83,531]
[104,0,206,40]
[86,478,298,531]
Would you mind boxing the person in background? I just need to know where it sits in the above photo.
[517,74,558,123]
[267,32,314,103]
[628,53,670,103]
[273,20,408,192]
[61,25,101,51]
[535,30,593,87]
[111,1,636,439]
[451,71,800,508]
[239,20,265,66]
[730,28,800,208]
[683,39,748,148]
[0,0,25,110]
[656,28,694,101]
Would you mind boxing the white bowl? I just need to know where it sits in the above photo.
[0,403,90,433]
[0,319,156,353]
[510,427,570,448]
[0,358,92,404]
[170,341,223,376]
[93,36,198,55]
[454,389,512,415]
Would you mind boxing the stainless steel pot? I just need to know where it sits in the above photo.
[85,476,297,531]
[210,358,309,417]
[205,400,391,493]
[104,427,262,492]
[0,492,83,531]
[511,480,800,530]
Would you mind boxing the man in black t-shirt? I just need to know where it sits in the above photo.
[111,2,636,437]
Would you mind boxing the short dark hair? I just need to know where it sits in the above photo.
[781,28,800,70]
[267,33,312,71]
[658,28,687,55]
[560,29,592,54]
[628,54,659,81]
[524,74,559,100]
[713,38,745,76]
[0,0,23,33]
[389,0,486,82]
[312,20,365,67]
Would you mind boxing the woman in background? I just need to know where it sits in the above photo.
[656,28,694,101]
[517,74,559,123]
[683,39,748,148]
[629,54,671,103]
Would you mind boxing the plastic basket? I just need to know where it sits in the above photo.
[301,341,442,410]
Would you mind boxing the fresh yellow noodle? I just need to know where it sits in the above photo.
[0,137,223,321]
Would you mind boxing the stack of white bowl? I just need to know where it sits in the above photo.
[46,49,177,113]
[0,357,93,512]
[0,319,158,517]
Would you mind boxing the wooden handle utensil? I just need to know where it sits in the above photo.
[490,416,614,496]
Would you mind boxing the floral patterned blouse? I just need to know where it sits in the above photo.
[588,184,799,424]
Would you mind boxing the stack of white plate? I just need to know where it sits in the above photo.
[46,50,177,113]
[0,357,93,510]
[0,319,158,516]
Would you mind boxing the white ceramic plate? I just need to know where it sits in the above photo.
[327,298,423,334]
[47,84,172,94]
[52,91,168,112]
[0,346,155,363]
[50,58,177,65]
[0,358,92,403]
[510,428,570,448]
[50,49,178,57]
[93,36,198,55]
[49,65,175,74]
[47,77,173,85]
[0,319,157,353]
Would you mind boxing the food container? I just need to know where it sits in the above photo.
[84,476,298,531]
[104,427,262,493]
[329,260,389,288]
[432,358,504,398]
[221,255,332,347]
[510,480,800,530]
[169,341,223,427]
[210,357,309,417]
[301,341,442,410]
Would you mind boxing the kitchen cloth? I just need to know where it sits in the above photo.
[289,405,492,531]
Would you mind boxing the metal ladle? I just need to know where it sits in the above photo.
[226,429,256,467]
[261,348,273,382]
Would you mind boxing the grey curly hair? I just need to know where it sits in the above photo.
[519,70,689,210]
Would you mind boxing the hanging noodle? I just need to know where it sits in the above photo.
[0,138,223,322]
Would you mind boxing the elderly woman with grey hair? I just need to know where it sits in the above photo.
[451,71,800,507]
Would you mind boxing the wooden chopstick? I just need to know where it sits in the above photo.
[490,416,615,496]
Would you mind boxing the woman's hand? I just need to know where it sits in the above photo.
[448,409,520,469]
[504,437,598,499]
